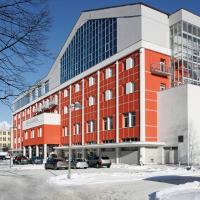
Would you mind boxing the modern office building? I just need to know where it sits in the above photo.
[12,3,200,164]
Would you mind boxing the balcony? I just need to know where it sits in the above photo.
[41,101,50,111]
[22,113,60,130]
[49,96,58,108]
[35,106,42,113]
[150,63,171,77]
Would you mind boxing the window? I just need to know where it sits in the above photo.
[64,106,68,114]
[75,84,80,92]
[3,131,6,135]
[22,111,25,117]
[74,102,81,111]
[14,138,17,144]
[105,90,112,101]
[18,124,20,129]
[105,68,112,79]
[18,114,20,119]
[89,77,95,87]
[160,83,166,91]
[88,96,95,106]
[3,137,6,141]
[74,123,80,135]
[31,129,35,138]
[124,112,136,128]
[64,89,68,97]
[18,137,20,143]
[63,126,68,136]
[125,82,135,94]
[178,135,184,143]
[25,131,28,140]
[87,120,94,133]
[104,117,113,131]
[125,57,134,70]
[27,109,29,115]
[38,85,42,97]
[38,128,42,137]
[160,59,166,71]
[45,80,49,93]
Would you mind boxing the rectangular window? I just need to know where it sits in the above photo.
[75,84,80,92]
[87,120,94,133]
[89,77,95,87]
[74,123,80,135]
[178,135,184,143]
[125,57,134,70]
[64,89,68,97]
[45,80,49,93]
[31,129,35,138]
[38,86,42,97]
[63,126,68,136]
[105,68,112,79]
[104,117,113,130]
[125,82,135,94]
[105,90,112,101]
[3,137,6,141]
[64,106,68,114]
[124,112,136,128]
[38,128,42,137]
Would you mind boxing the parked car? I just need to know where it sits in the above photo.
[29,156,43,164]
[45,157,68,170]
[13,155,29,165]
[5,155,11,160]
[71,158,88,169]
[87,156,111,168]
[0,155,6,160]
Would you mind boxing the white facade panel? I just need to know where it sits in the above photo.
[158,84,200,165]
[22,113,61,130]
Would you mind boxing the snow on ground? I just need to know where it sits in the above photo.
[11,164,44,170]
[154,181,200,200]
[47,164,200,187]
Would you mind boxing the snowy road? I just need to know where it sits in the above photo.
[0,160,200,200]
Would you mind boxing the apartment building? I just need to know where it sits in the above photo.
[0,130,11,151]
[12,3,200,164]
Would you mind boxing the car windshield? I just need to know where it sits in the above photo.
[101,156,109,159]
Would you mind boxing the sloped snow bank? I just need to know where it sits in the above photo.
[153,181,200,200]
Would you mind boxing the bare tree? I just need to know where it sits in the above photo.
[0,0,51,105]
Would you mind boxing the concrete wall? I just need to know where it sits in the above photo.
[158,84,200,165]
[145,147,162,164]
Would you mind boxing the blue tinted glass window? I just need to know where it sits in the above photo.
[60,18,117,84]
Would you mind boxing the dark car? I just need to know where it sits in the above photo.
[13,155,29,165]
[29,156,43,164]
[0,155,6,160]
[87,156,111,168]
[45,157,68,170]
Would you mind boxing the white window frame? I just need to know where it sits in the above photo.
[104,117,113,131]
[74,102,81,110]
[87,120,94,133]
[124,112,136,128]
[125,57,134,70]
[64,106,68,114]
[38,128,42,137]
[88,96,95,106]
[75,83,80,92]
[64,89,68,97]
[31,129,35,138]
[105,90,112,101]
[75,123,80,135]
[63,126,68,136]
[105,68,112,79]
[125,82,135,94]
[88,77,95,87]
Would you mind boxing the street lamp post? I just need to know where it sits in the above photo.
[67,102,81,179]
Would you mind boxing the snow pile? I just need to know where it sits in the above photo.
[0,121,10,131]
[154,181,200,200]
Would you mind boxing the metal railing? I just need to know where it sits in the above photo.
[150,63,171,77]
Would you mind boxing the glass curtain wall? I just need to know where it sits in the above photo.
[170,21,200,86]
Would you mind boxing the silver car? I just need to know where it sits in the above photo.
[71,158,88,169]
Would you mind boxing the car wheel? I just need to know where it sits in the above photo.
[53,165,58,170]
[96,164,100,168]
[84,167,87,169]
[107,165,111,168]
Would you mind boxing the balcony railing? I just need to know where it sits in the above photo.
[41,102,50,111]
[150,63,171,77]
